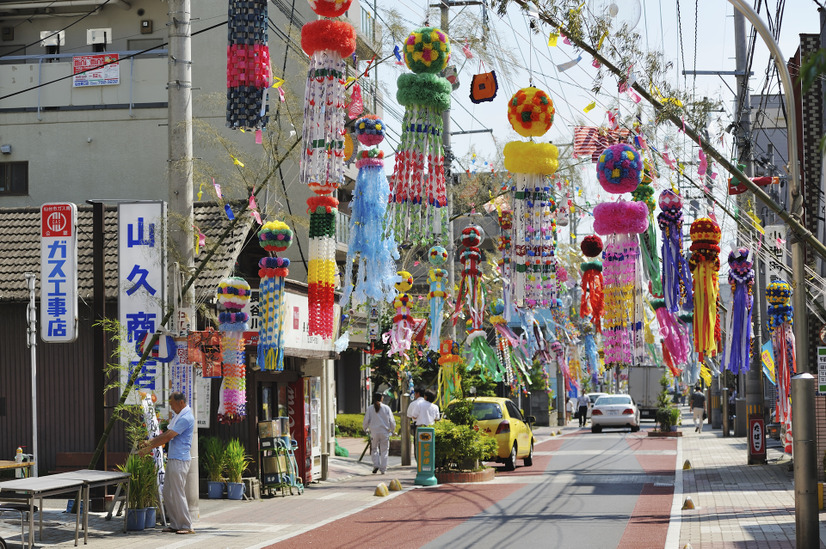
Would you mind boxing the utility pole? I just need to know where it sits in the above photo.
[439,1,456,341]
[733,9,765,456]
[168,0,198,519]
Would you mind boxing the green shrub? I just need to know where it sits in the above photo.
[443,399,475,426]
[433,420,497,472]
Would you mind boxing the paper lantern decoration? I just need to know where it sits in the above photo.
[722,248,754,374]
[426,245,449,352]
[391,28,452,246]
[657,190,694,312]
[340,115,399,309]
[593,200,648,369]
[216,276,251,424]
[507,87,555,137]
[226,0,271,131]
[300,16,356,339]
[579,235,604,333]
[766,280,795,454]
[596,144,642,194]
[257,221,292,372]
[470,71,498,103]
[504,139,559,309]
[387,271,414,357]
[688,217,721,361]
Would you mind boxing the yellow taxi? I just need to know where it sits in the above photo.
[447,397,536,470]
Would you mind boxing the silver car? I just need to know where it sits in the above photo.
[590,394,641,433]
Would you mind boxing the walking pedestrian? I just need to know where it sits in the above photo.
[363,393,396,474]
[565,397,574,424]
[138,391,196,535]
[577,393,589,427]
[691,386,706,433]
[419,389,440,426]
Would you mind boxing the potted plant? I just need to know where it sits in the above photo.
[652,374,682,437]
[140,456,159,528]
[200,436,226,499]
[433,399,498,483]
[224,438,252,500]
[118,454,147,531]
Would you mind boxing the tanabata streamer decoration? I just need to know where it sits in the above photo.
[454,224,485,331]
[216,277,251,424]
[436,339,462,409]
[391,28,451,245]
[766,281,795,453]
[657,190,694,312]
[490,299,530,395]
[722,248,754,374]
[688,217,721,361]
[340,115,399,308]
[651,298,690,367]
[631,162,663,297]
[388,271,414,357]
[504,87,559,309]
[495,205,513,315]
[426,245,449,351]
[579,235,604,332]
[678,312,700,386]
[226,0,271,131]
[593,200,648,369]
[300,6,356,338]
[582,323,600,387]
[257,221,292,372]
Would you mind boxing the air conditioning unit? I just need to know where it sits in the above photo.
[40,30,65,48]
[86,28,112,45]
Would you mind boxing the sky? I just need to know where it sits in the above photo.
[370,0,817,261]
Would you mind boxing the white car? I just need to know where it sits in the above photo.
[590,394,641,433]
[586,392,609,419]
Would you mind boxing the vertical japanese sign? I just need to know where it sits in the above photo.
[119,202,167,403]
[40,203,78,342]
[764,225,788,288]
[140,394,165,505]
[817,347,826,395]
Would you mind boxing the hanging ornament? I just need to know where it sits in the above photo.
[657,190,694,312]
[426,245,449,352]
[579,235,604,333]
[257,221,292,372]
[436,339,463,408]
[226,0,271,131]
[494,204,513,316]
[391,28,452,246]
[582,323,600,388]
[766,280,795,454]
[688,217,721,361]
[651,298,690,367]
[722,248,754,374]
[454,224,485,330]
[340,115,400,309]
[504,87,559,310]
[470,69,498,103]
[216,276,251,424]
[490,299,531,396]
[596,143,642,194]
[300,10,356,339]
[387,271,414,357]
[632,160,663,297]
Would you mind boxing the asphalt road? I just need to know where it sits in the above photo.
[277,425,676,548]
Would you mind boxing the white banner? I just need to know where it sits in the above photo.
[40,203,78,342]
[119,202,167,403]
[764,224,788,288]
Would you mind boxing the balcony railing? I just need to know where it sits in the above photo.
[0,50,169,118]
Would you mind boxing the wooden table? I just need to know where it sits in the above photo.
[0,475,84,549]
[0,460,34,477]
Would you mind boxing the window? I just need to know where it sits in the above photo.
[0,162,28,195]
[505,401,523,421]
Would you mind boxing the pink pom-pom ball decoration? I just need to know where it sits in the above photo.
[597,144,642,194]
[355,115,385,146]
[593,201,649,235]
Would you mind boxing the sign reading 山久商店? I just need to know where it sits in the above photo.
[40,203,78,343]
[118,201,167,404]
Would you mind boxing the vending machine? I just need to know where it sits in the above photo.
[287,377,322,484]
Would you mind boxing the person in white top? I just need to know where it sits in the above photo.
[576,393,590,427]
[362,393,396,474]
[566,397,574,424]
[406,388,425,428]
[418,389,441,426]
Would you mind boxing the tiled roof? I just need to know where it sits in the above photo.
[0,202,251,302]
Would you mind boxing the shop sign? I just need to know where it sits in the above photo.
[817,347,826,395]
[118,201,167,403]
[40,203,78,342]
[72,54,119,87]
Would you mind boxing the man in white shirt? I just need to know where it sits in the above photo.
[362,393,396,474]
[407,388,425,460]
[577,393,590,427]
[418,389,441,426]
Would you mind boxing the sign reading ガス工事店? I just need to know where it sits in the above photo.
[40,203,78,342]
[118,202,167,403]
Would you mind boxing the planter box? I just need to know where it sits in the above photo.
[435,467,495,484]
[647,430,683,438]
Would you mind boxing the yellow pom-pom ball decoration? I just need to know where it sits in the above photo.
[503,141,559,175]
[395,270,414,293]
